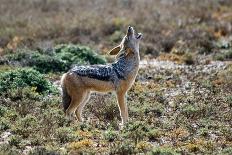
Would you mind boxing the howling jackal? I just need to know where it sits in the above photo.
[61,26,142,125]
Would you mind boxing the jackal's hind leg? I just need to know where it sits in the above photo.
[75,92,90,122]
[65,91,87,121]
[116,92,128,125]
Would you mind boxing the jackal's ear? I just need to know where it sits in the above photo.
[108,46,120,55]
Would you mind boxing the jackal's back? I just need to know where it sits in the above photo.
[71,65,114,81]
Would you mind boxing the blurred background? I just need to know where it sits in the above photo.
[1,0,232,61]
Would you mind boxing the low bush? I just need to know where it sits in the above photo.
[149,147,180,155]
[221,147,232,155]
[104,129,119,142]
[109,141,136,155]
[0,68,55,95]
[54,127,76,144]
[122,121,150,144]
[2,44,107,73]
[182,53,195,65]
[8,135,22,148]
[218,64,232,87]
[55,44,106,65]
[29,147,60,155]
[214,50,232,61]
[12,114,39,138]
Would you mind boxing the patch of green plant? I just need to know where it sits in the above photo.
[148,147,180,155]
[221,147,232,155]
[122,121,150,144]
[183,53,195,65]
[54,44,106,66]
[104,128,119,142]
[0,68,56,95]
[226,96,232,107]
[4,108,19,121]
[198,127,209,137]
[41,108,69,130]
[5,51,67,73]
[144,102,165,117]
[0,118,11,131]
[147,129,162,141]
[8,135,22,148]
[215,39,231,49]
[29,147,60,155]
[181,104,200,118]
[0,143,20,155]
[214,50,232,61]
[3,44,106,73]
[109,141,136,155]
[12,114,39,138]
[201,80,213,89]
[197,39,214,54]
[214,53,225,61]
[54,127,76,143]
[0,105,7,117]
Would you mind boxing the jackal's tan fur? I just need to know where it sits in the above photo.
[61,26,142,125]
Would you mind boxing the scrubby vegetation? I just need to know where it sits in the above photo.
[1,61,231,154]
[0,69,56,94]
[0,0,232,154]
[1,44,106,73]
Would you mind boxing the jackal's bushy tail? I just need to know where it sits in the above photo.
[61,74,71,112]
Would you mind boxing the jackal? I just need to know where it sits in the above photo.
[61,26,142,125]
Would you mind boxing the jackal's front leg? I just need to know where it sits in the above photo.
[116,92,128,125]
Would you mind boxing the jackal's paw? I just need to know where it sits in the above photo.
[119,122,125,130]
[65,113,76,122]
[77,117,83,122]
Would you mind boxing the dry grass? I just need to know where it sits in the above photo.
[1,0,232,57]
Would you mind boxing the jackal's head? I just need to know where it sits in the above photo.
[109,26,142,57]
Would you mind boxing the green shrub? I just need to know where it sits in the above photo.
[8,135,22,148]
[0,118,11,131]
[221,147,232,155]
[110,141,136,155]
[3,44,106,73]
[5,51,68,73]
[54,127,76,143]
[182,104,200,118]
[55,44,106,65]
[183,53,195,65]
[12,114,39,138]
[104,129,119,142]
[4,109,19,121]
[0,68,55,94]
[148,147,180,155]
[0,144,20,155]
[214,50,232,61]
[122,121,150,143]
[5,87,41,102]
[29,147,60,155]
[226,96,232,107]
[144,103,165,117]
[147,129,162,141]
[0,105,7,117]
[214,53,225,61]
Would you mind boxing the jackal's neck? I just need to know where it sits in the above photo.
[112,50,140,80]
[116,50,139,66]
